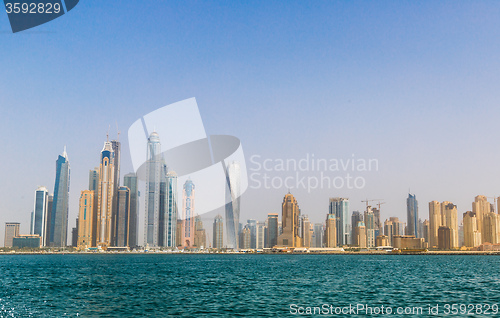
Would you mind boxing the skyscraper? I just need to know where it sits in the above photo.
[355,221,366,248]
[277,192,302,247]
[438,226,452,250]
[176,220,182,247]
[110,140,121,247]
[89,169,99,191]
[301,215,312,248]
[256,222,266,249]
[463,211,480,248]
[181,179,195,248]
[194,215,206,248]
[329,198,350,246]
[123,173,139,248]
[77,190,96,249]
[246,219,257,249]
[266,213,278,248]
[45,195,53,243]
[313,223,324,248]
[164,171,178,248]
[351,211,363,245]
[49,147,70,247]
[406,193,418,237]
[364,207,375,248]
[428,201,442,248]
[472,195,489,244]
[96,141,115,248]
[483,212,500,244]
[32,186,49,246]
[442,202,458,248]
[213,214,224,249]
[71,219,78,248]
[422,219,430,244]
[390,217,404,236]
[225,161,241,250]
[144,132,167,248]
[383,219,393,246]
[240,226,251,249]
[4,223,20,248]
[115,186,130,247]
[325,214,337,248]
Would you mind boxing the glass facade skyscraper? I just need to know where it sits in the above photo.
[407,193,418,237]
[266,213,278,248]
[49,148,70,247]
[164,171,178,248]
[144,131,165,248]
[225,161,241,250]
[115,186,130,247]
[123,173,139,248]
[32,186,49,246]
[213,214,224,249]
[329,198,350,246]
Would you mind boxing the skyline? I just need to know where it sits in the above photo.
[3,131,500,247]
[3,2,500,246]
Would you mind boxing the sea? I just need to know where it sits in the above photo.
[1,254,500,317]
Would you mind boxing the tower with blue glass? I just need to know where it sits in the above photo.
[407,193,419,237]
[49,147,70,247]
[329,197,350,246]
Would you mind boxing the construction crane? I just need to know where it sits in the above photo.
[361,199,384,209]
[486,196,499,213]
[376,201,386,211]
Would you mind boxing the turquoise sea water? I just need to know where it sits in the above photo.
[1,254,500,317]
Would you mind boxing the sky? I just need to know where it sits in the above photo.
[1,1,500,246]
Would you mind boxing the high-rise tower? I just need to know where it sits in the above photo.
[277,192,302,247]
[442,202,458,248]
[32,186,49,246]
[77,190,96,249]
[329,198,350,246]
[115,186,130,247]
[181,179,195,248]
[123,173,139,248]
[164,171,178,247]
[96,141,115,248]
[266,213,279,248]
[428,201,442,248]
[213,214,224,249]
[225,161,241,250]
[144,132,167,248]
[110,140,121,246]
[472,195,489,244]
[406,193,418,237]
[49,147,70,247]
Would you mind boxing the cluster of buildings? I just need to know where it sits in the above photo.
[211,193,500,252]
[3,131,243,251]
[4,132,500,252]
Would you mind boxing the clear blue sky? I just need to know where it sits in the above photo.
[2,1,500,245]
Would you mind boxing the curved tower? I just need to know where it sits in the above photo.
[49,147,70,247]
[225,161,241,249]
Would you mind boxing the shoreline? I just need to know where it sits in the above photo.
[2,251,500,256]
